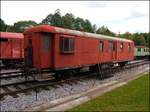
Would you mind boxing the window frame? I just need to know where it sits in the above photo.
[109,41,114,52]
[41,33,51,51]
[60,36,75,53]
[99,41,104,52]
[137,48,141,52]
[119,42,124,52]
[128,43,131,52]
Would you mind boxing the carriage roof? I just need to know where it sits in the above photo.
[24,25,133,43]
[0,32,23,39]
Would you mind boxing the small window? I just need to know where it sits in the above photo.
[60,37,75,53]
[128,43,131,52]
[0,38,8,42]
[42,33,51,51]
[137,48,141,52]
[109,41,114,52]
[119,43,123,52]
[99,41,104,52]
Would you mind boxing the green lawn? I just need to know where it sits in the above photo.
[68,74,150,111]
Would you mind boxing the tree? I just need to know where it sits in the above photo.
[0,18,8,32]
[51,9,63,27]
[41,14,53,25]
[96,25,116,37]
[41,10,95,33]
[82,19,94,33]
[7,20,37,33]
[142,32,150,46]
[120,32,133,40]
[74,17,94,32]
[41,9,63,27]
[74,17,84,31]
[62,13,75,29]
[133,33,146,46]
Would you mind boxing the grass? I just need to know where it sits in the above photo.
[68,74,150,111]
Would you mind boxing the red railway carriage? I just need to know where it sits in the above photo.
[0,32,24,66]
[24,25,134,71]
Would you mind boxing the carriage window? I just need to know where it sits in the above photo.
[99,41,104,52]
[0,38,8,42]
[137,48,141,52]
[119,43,123,52]
[42,33,51,51]
[128,43,131,52]
[69,38,74,51]
[60,37,74,53]
[109,42,114,52]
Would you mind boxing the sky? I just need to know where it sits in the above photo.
[1,1,149,34]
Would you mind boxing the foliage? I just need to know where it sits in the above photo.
[96,25,116,37]
[120,32,133,40]
[120,32,149,47]
[0,19,38,33]
[73,17,84,31]
[83,19,94,33]
[62,13,75,29]
[41,14,53,25]
[41,9,94,33]
[141,32,150,46]
[0,18,8,32]
[133,33,146,46]
[41,9,63,27]
[7,20,38,33]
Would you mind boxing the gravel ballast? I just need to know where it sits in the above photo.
[0,64,149,111]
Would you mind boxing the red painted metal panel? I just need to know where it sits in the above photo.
[32,33,41,68]
[30,33,54,69]
[0,41,11,59]
[0,32,24,60]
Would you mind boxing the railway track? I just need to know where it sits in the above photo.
[0,70,24,80]
[0,59,149,100]
[0,70,97,99]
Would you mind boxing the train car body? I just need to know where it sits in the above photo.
[0,32,24,66]
[134,46,149,59]
[24,25,134,72]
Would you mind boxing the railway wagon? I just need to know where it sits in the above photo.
[0,32,24,66]
[24,25,134,76]
[134,45,149,59]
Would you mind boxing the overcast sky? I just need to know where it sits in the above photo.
[1,1,149,34]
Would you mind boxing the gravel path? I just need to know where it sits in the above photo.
[0,64,149,111]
